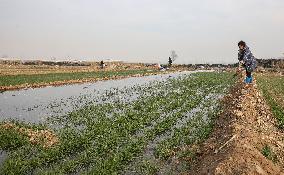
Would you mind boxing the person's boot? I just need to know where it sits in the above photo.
[249,76,253,83]
[245,77,250,84]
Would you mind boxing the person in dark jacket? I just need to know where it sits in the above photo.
[238,41,257,84]
[168,57,173,67]
[100,60,105,69]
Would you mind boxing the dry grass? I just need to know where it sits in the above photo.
[1,122,59,148]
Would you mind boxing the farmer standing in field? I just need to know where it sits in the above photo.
[237,41,257,84]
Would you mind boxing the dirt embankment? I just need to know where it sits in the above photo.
[189,74,284,174]
[0,63,155,76]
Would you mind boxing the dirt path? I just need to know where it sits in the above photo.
[189,74,284,175]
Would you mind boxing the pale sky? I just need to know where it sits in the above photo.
[0,0,284,64]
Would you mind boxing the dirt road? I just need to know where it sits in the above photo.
[189,74,284,175]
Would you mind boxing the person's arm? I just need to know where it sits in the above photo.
[236,50,244,74]
[238,50,243,61]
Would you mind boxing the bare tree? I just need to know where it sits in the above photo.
[170,50,178,62]
[168,50,178,67]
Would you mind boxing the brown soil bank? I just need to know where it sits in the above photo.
[189,74,284,175]
[0,62,154,75]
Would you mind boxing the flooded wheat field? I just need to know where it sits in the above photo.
[0,71,202,123]
[0,71,235,174]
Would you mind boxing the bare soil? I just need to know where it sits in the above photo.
[0,63,153,76]
[189,73,284,175]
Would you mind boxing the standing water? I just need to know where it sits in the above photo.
[0,71,204,123]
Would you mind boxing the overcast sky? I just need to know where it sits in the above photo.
[0,0,284,64]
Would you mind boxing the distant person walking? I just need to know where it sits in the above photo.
[168,57,173,67]
[237,41,257,84]
[100,60,105,69]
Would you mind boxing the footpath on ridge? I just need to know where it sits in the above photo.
[189,73,284,175]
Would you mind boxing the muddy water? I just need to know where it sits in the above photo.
[0,151,7,166]
[0,71,204,123]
